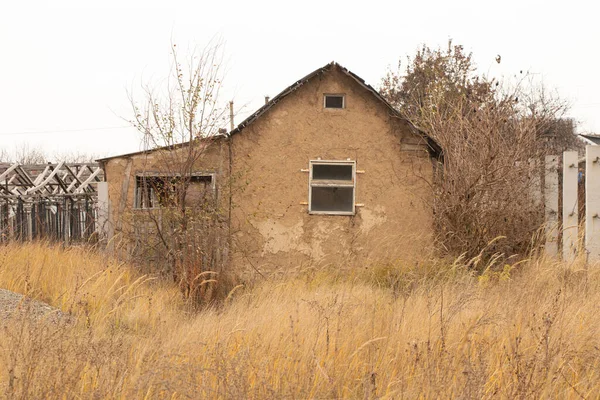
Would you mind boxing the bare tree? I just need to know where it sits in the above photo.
[0,148,9,163]
[11,144,47,164]
[1,144,96,164]
[127,40,231,306]
[381,41,576,261]
[53,151,98,164]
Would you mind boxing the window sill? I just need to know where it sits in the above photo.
[308,211,355,216]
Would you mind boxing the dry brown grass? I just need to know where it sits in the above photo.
[1,242,600,399]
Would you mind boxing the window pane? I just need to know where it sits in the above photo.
[325,95,344,109]
[187,176,214,204]
[311,186,353,213]
[313,164,353,181]
[191,175,212,184]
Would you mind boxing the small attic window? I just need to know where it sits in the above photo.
[324,94,345,109]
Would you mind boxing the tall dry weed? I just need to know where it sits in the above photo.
[1,242,600,398]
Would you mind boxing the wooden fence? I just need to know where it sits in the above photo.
[0,162,108,244]
[544,145,600,262]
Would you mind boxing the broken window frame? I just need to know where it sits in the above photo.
[323,94,345,109]
[308,160,356,215]
[133,172,216,209]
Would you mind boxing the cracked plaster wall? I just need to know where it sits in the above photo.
[229,66,434,276]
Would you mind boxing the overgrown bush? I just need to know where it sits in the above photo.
[381,41,582,260]
[124,40,235,308]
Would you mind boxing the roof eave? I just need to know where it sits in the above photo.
[95,134,228,162]
[579,134,600,146]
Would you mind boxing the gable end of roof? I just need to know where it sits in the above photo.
[229,62,442,159]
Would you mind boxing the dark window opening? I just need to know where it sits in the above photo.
[190,175,212,184]
[310,187,354,213]
[134,174,213,209]
[308,161,355,215]
[312,164,353,181]
[324,95,344,109]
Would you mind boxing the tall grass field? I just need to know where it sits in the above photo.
[1,242,600,398]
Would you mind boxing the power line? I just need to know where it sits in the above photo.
[0,125,132,136]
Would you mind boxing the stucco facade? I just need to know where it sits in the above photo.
[99,62,439,276]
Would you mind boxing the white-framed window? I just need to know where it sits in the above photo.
[134,172,215,209]
[308,160,356,215]
[324,94,345,109]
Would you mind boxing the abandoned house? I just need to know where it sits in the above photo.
[97,62,442,276]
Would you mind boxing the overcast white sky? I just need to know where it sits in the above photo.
[1,0,599,161]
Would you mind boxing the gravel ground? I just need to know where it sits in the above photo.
[0,289,72,325]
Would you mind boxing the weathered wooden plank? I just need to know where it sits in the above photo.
[26,162,65,194]
[544,155,559,258]
[0,163,19,182]
[75,168,102,194]
[563,151,579,262]
[116,158,133,232]
[586,146,600,263]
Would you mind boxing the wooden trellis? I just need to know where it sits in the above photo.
[0,162,104,243]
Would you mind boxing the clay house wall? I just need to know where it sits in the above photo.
[98,62,441,276]
[228,63,437,275]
